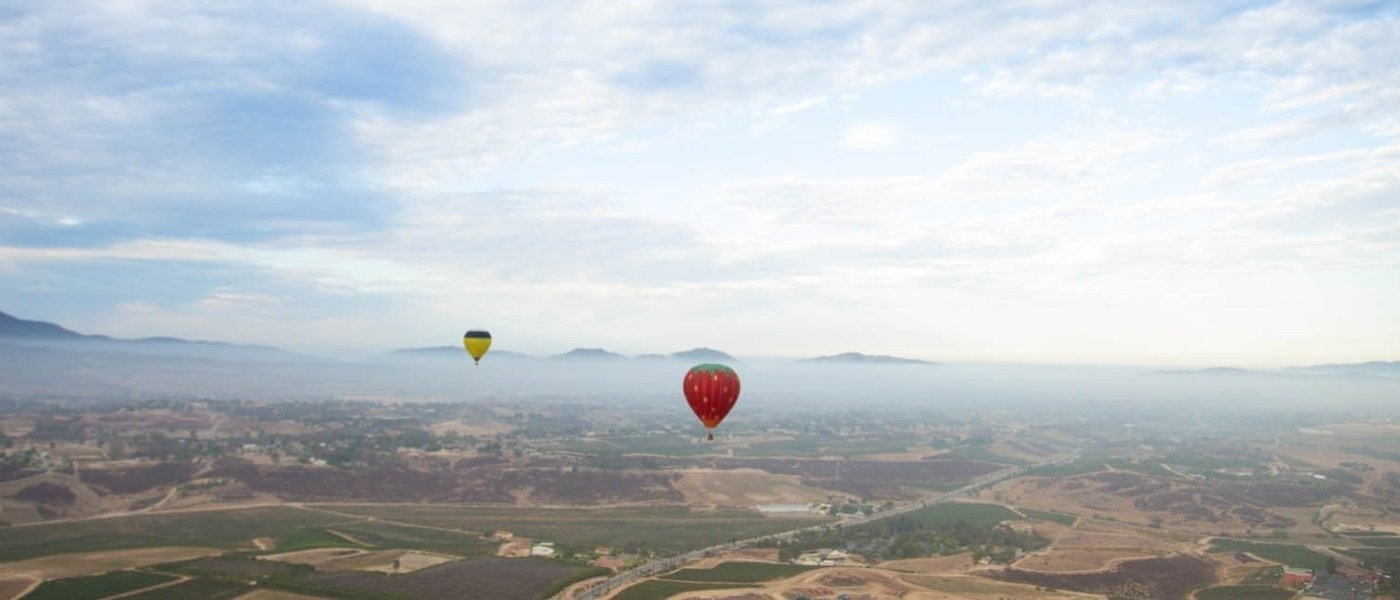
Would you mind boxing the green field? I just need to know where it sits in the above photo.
[20,571,175,600]
[327,520,497,556]
[1019,508,1077,526]
[273,527,365,552]
[1193,585,1297,600]
[555,436,720,456]
[1240,565,1282,585]
[121,577,249,600]
[162,556,312,581]
[903,502,1022,528]
[1208,539,1329,570]
[315,505,829,555]
[1355,536,1400,547]
[662,561,814,583]
[938,445,1029,466]
[612,580,750,600]
[0,506,354,562]
[1023,461,1103,477]
[1338,547,1400,562]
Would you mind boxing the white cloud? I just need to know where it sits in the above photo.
[841,122,898,151]
[2,1,1399,364]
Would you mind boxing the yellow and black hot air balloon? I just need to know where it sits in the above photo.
[463,330,492,365]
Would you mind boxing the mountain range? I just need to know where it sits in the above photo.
[3,310,1394,374]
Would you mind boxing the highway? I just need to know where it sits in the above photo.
[565,446,1085,599]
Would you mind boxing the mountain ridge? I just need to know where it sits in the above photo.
[803,351,934,365]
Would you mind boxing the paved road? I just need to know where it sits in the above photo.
[565,447,1086,600]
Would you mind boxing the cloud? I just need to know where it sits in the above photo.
[841,122,898,150]
[2,1,1398,363]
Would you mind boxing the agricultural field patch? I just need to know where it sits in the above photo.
[270,528,365,553]
[982,553,1217,600]
[296,557,598,600]
[18,570,174,600]
[0,506,350,562]
[121,577,250,600]
[320,520,495,556]
[0,547,220,582]
[878,552,974,573]
[1019,508,1078,526]
[996,471,1338,533]
[316,504,827,556]
[260,548,368,567]
[661,561,814,583]
[611,580,750,600]
[163,556,312,581]
[900,573,1098,599]
[902,502,1022,528]
[233,590,331,600]
[671,468,834,507]
[0,579,34,600]
[1194,585,1297,600]
[1207,539,1329,570]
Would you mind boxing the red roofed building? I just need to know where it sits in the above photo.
[1282,567,1314,587]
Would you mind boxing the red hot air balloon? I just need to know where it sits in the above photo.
[683,364,740,441]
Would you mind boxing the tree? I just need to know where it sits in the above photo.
[1325,555,1338,574]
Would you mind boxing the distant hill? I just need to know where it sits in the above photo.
[804,352,933,365]
[670,347,735,362]
[390,346,532,359]
[0,310,88,339]
[1159,367,1254,376]
[1287,361,1400,378]
[634,353,669,360]
[552,347,626,360]
[0,309,292,357]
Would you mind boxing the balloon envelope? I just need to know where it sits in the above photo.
[463,330,492,364]
[683,363,740,440]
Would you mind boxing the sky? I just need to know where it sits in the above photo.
[0,1,1397,366]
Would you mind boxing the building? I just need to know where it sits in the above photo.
[1282,567,1315,587]
[594,546,612,556]
[491,530,514,541]
[530,543,557,558]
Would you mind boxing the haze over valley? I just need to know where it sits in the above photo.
[2,1,1399,599]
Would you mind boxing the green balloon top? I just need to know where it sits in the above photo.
[689,363,735,374]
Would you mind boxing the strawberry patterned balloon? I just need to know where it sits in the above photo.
[683,363,740,441]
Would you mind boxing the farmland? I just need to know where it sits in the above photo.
[122,577,250,599]
[611,580,750,600]
[271,529,366,553]
[0,507,352,562]
[902,502,1022,528]
[1020,507,1078,526]
[983,553,1218,600]
[294,558,600,600]
[1194,585,1297,600]
[1208,539,1330,570]
[314,504,827,555]
[20,570,175,600]
[660,561,814,583]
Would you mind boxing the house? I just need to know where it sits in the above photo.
[530,543,557,558]
[1282,567,1314,587]
[492,530,514,541]
[594,546,612,557]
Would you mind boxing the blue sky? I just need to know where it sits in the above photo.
[1,1,1397,365]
